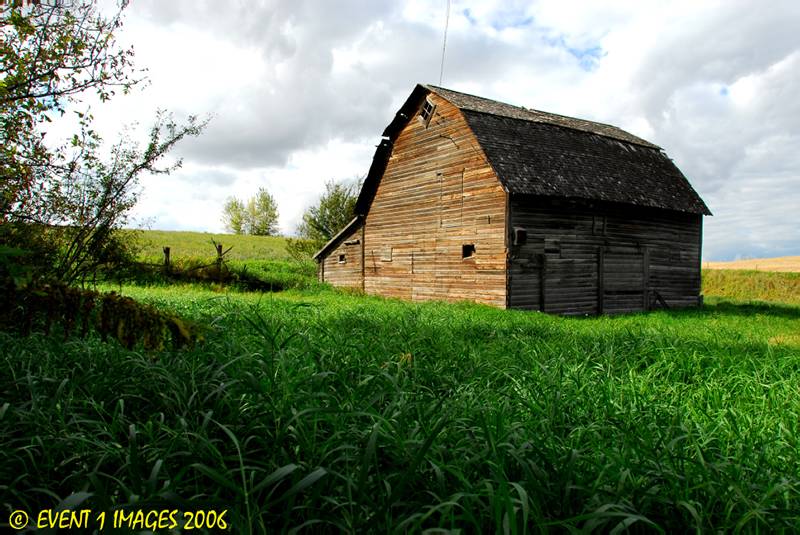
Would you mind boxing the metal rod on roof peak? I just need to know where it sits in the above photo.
[439,0,450,86]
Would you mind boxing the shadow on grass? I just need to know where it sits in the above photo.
[693,300,800,320]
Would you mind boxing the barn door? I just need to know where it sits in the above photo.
[598,246,649,314]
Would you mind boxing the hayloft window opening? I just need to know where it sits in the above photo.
[592,215,607,236]
[420,99,436,127]
[462,244,476,259]
[338,254,346,264]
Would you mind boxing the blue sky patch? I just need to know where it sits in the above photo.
[462,7,534,31]
[544,34,605,71]
[462,8,477,26]
[490,14,534,31]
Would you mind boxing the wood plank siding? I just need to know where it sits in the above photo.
[320,224,364,290]
[509,196,702,314]
[316,84,708,315]
[363,94,508,307]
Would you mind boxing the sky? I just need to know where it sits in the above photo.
[76,0,799,261]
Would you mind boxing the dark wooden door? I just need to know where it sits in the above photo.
[598,246,649,314]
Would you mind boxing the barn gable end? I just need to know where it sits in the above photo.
[362,92,508,307]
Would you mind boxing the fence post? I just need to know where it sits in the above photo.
[216,243,223,279]
[163,246,171,274]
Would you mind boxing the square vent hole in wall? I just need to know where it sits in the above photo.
[462,244,475,259]
[338,254,346,264]
[513,226,527,246]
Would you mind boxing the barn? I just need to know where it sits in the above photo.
[314,84,711,315]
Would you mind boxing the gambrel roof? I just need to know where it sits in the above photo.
[356,84,711,216]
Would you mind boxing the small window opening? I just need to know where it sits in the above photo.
[462,244,476,259]
[513,226,527,246]
[338,254,346,264]
[420,99,436,127]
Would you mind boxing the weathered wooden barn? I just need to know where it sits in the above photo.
[314,84,711,314]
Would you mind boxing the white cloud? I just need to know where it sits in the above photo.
[130,138,372,235]
[48,0,800,260]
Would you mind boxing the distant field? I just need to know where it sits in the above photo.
[126,229,291,262]
[704,256,800,272]
[703,269,800,304]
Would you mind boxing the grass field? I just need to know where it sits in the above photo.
[2,239,800,531]
[703,269,800,305]
[129,229,292,262]
[117,229,321,291]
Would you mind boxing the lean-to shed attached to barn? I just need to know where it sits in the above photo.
[314,84,711,315]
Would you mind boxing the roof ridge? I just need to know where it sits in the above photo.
[425,84,660,149]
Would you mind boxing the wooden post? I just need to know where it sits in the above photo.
[163,246,171,273]
[216,243,223,279]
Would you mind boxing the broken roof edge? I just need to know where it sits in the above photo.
[312,215,364,261]
[354,136,393,216]
[380,83,430,139]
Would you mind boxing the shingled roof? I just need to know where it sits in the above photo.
[355,84,711,216]
[427,85,660,149]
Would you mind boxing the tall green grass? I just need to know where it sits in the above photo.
[3,283,799,532]
[703,269,800,304]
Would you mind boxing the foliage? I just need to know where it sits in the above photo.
[222,188,280,236]
[1,0,137,217]
[0,0,206,285]
[248,188,280,236]
[226,259,318,291]
[2,282,799,532]
[221,197,246,234]
[287,178,360,260]
[703,269,800,304]
[0,281,202,350]
[284,237,320,262]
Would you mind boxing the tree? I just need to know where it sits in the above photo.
[247,188,279,236]
[286,178,360,260]
[1,0,206,284]
[221,188,279,236]
[222,197,246,234]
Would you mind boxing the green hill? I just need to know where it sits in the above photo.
[127,229,292,262]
